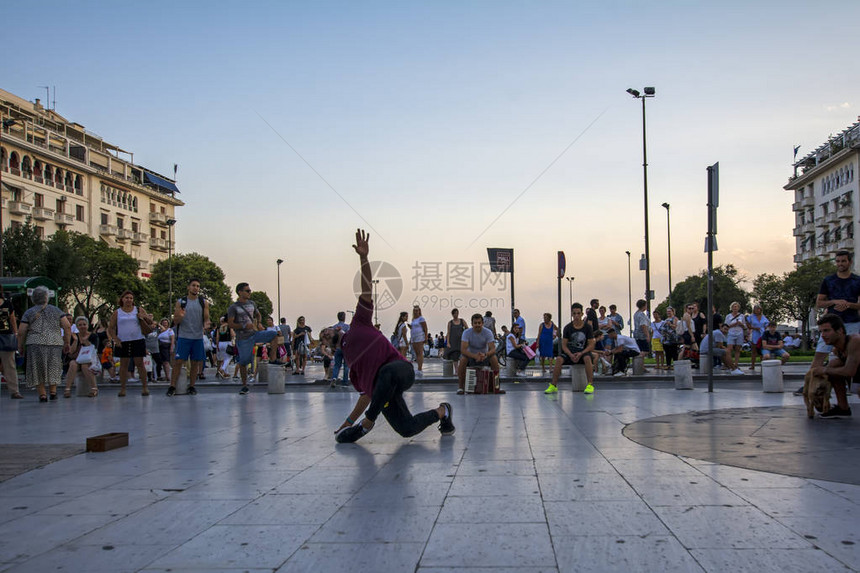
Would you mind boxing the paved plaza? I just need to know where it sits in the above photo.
[0,373,858,572]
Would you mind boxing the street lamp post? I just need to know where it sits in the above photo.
[627,86,656,320]
[371,279,379,325]
[625,251,632,337]
[0,118,18,276]
[166,218,177,319]
[276,259,284,322]
[662,202,672,298]
[565,277,574,313]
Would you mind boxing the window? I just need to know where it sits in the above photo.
[131,221,139,233]
[150,203,156,212]
[161,230,166,239]
[56,199,64,213]
[116,217,124,229]
[76,205,84,222]
[34,193,44,208]
[10,221,21,231]
[101,212,108,225]
[35,226,44,238]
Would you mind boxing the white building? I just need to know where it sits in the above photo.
[785,119,859,267]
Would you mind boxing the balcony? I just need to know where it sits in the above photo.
[793,253,805,263]
[792,201,803,211]
[54,212,75,226]
[816,217,829,228]
[7,201,32,215]
[839,238,854,250]
[838,203,853,219]
[130,232,147,244]
[825,211,838,224]
[801,222,814,235]
[137,258,149,269]
[116,228,133,240]
[99,224,118,236]
[150,237,169,251]
[31,207,54,221]
[149,212,170,225]
[801,195,815,208]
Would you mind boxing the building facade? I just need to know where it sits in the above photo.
[786,119,859,268]
[0,88,183,277]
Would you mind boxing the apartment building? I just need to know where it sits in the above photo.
[786,119,859,268]
[0,88,183,277]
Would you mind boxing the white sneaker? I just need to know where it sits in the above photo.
[731,368,744,375]
[416,370,424,379]
[248,376,256,384]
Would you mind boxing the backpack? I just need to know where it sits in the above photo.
[180,295,205,310]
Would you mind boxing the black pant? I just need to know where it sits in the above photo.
[612,348,640,373]
[664,343,679,366]
[365,360,439,437]
[508,348,529,370]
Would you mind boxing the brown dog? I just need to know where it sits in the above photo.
[803,370,832,419]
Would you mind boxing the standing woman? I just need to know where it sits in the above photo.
[63,317,100,398]
[597,306,611,335]
[537,313,558,376]
[651,310,665,370]
[659,307,681,370]
[214,315,233,379]
[410,305,428,378]
[746,304,769,371]
[724,301,747,376]
[17,286,71,402]
[445,308,467,363]
[108,290,155,397]
[0,291,21,399]
[156,318,174,382]
[393,312,409,358]
[293,316,312,375]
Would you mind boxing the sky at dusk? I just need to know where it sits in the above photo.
[4,1,860,336]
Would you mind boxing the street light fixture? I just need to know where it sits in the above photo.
[276,259,284,322]
[166,218,177,319]
[0,118,18,276]
[662,202,672,298]
[565,277,574,315]
[625,251,632,337]
[628,85,656,320]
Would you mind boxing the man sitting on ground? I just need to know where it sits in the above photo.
[810,314,859,418]
[545,303,595,394]
[457,313,501,395]
[604,327,641,376]
[760,323,790,364]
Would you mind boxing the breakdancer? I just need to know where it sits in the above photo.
[333,229,454,443]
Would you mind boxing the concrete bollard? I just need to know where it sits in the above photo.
[505,359,517,377]
[174,367,190,395]
[262,364,286,394]
[700,354,712,376]
[570,364,588,392]
[674,360,693,390]
[442,361,454,377]
[75,373,90,397]
[761,359,784,393]
[632,355,645,375]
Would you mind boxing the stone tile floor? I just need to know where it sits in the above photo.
[0,382,857,572]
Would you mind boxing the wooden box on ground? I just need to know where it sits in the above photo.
[86,432,129,452]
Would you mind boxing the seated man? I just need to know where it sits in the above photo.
[604,328,642,375]
[545,303,595,394]
[457,313,501,394]
[811,314,860,418]
[333,229,454,442]
[760,323,790,364]
[590,330,612,375]
[700,323,729,370]
[506,323,530,371]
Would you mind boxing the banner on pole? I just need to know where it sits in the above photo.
[557,251,566,279]
[487,248,514,273]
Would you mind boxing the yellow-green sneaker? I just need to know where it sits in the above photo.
[544,384,558,394]
[584,384,594,394]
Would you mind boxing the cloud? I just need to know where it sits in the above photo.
[824,102,851,111]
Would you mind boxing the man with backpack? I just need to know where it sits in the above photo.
[166,278,210,397]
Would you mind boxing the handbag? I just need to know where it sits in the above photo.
[523,345,536,359]
[0,333,17,352]
[226,344,237,356]
[76,344,96,364]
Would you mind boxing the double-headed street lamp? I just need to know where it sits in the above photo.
[627,86,656,319]
[662,202,672,297]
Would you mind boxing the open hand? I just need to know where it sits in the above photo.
[352,229,370,257]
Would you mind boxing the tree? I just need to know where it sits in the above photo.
[752,273,792,325]
[2,219,45,276]
[249,291,273,322]
[783,258,836,348]
[148,252,232,320]
[657,264,751,316]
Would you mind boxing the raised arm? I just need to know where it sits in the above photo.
[353,229,372,304]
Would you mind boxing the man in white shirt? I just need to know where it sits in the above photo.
[700,323,729,371]
[604,328,642,376]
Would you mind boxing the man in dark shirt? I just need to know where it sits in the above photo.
[586,299,600,333]
[333,229,454,443]
[545,302,595,395]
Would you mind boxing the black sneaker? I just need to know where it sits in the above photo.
[820,406,852,419]
[166,386,176,397]
[335,424,367,443]
[239,386,250,395]
[187,386,197,396]
[792,387,804,396]
[438,402,455,436]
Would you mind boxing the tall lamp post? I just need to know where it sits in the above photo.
[627,86,656,320]
[625,251,632,337]
[166,218,177,319]
[661,202,672,298]
[371,279,379,325]
[565,277,574,313]
[0,118,18,276]
[276,258,284,322]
